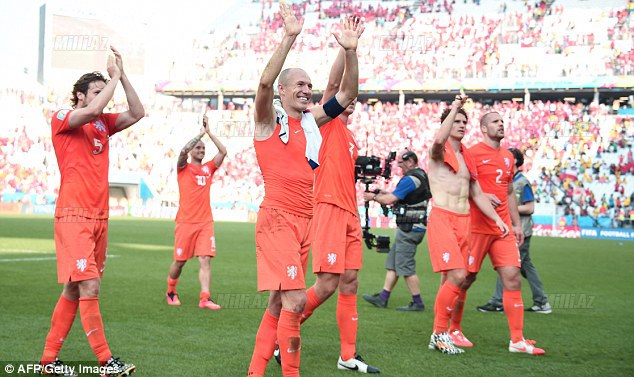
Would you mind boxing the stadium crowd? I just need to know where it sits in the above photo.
[1,0,633,227]
[1,85,632,226]
[168,0,632,86]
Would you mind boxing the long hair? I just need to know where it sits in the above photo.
[440,107,468,123]
[71,72,109,108]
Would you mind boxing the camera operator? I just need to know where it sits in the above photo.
[362,149,431,311]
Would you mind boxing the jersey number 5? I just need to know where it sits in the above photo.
[93,138,103,155]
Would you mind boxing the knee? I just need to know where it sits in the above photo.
[62,283,80,300]
[315,272,345,298]
[289,296,307,313]
[78,280,101,298]
[339,274,358,295]
[172,260,186,270]
[447,270,467,287]
[462,273,476,289]
[504,272,522,290]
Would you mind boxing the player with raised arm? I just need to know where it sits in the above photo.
[290,37,379,373]
[426,95,508,355]
[165,114,227,310]
[247,3,361,376]
[40,46,144,376]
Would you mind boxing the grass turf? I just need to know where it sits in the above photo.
[0,215,633,376]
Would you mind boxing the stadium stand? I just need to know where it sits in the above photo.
[1,0,632,230]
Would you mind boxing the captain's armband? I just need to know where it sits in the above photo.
[323,96,346,119]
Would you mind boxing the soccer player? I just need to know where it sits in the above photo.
[362,149,430,312]
[292,44,379,373]
[449,112,545,355]
[247,4,361,377]
[426,95,509,355]
[477,147,552,314]
[41,46,144,375]
[165,114,227,310]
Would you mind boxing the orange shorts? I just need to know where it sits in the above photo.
[312,203,363,274]
[255,207,312,292]
[174,222,216,261]
[468,232,521,273]
[426,206,470,273]
[54,216,108,283]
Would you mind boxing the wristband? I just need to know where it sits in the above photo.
[323,95,346,118]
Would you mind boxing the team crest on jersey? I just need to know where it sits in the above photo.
[94,120,106,133]
[287,265,298,280]
[57,109,69,120]
[202,166,210,174]
[76,258,87,272]
[504,157,510,168]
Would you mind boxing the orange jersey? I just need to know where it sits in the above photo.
[468,142,515,234]
[255,116,314,218]
[51,109,120,219]
[314,117,359,215]
[175,160,217,223]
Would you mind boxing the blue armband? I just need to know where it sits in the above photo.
[323,96,346,119]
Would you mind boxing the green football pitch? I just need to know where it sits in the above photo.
[0,215,633,377]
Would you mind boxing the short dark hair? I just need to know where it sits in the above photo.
[440,107,468,123]
[401,149,418,164]
[71,72,109,108]
[508,147,524,168]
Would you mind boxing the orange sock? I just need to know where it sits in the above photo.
[433,281,461,334]
[167,277,178,293]
[278,309,301,377]
[248,309,279,376]
[300,287,322,324]
[449,289,467,333]
[337,293,358,361]
[503,290,524,342]
[41,295,79,364]
[79,297,112,364]
[200,291,210,302]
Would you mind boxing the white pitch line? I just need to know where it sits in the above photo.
[0,248,53,254]
[0,255,119,263]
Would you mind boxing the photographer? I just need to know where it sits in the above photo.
[362,149,431,311]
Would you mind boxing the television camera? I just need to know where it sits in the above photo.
[355,152,396,253]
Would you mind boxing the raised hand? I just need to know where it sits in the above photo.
[202,114,211,133]
[453,94,468,109]
[280,1,303,37]
[110,45,124,74]
[333,16,365,51]
[106,52,120,79]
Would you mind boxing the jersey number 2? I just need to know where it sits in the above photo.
[495,169,503,184]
